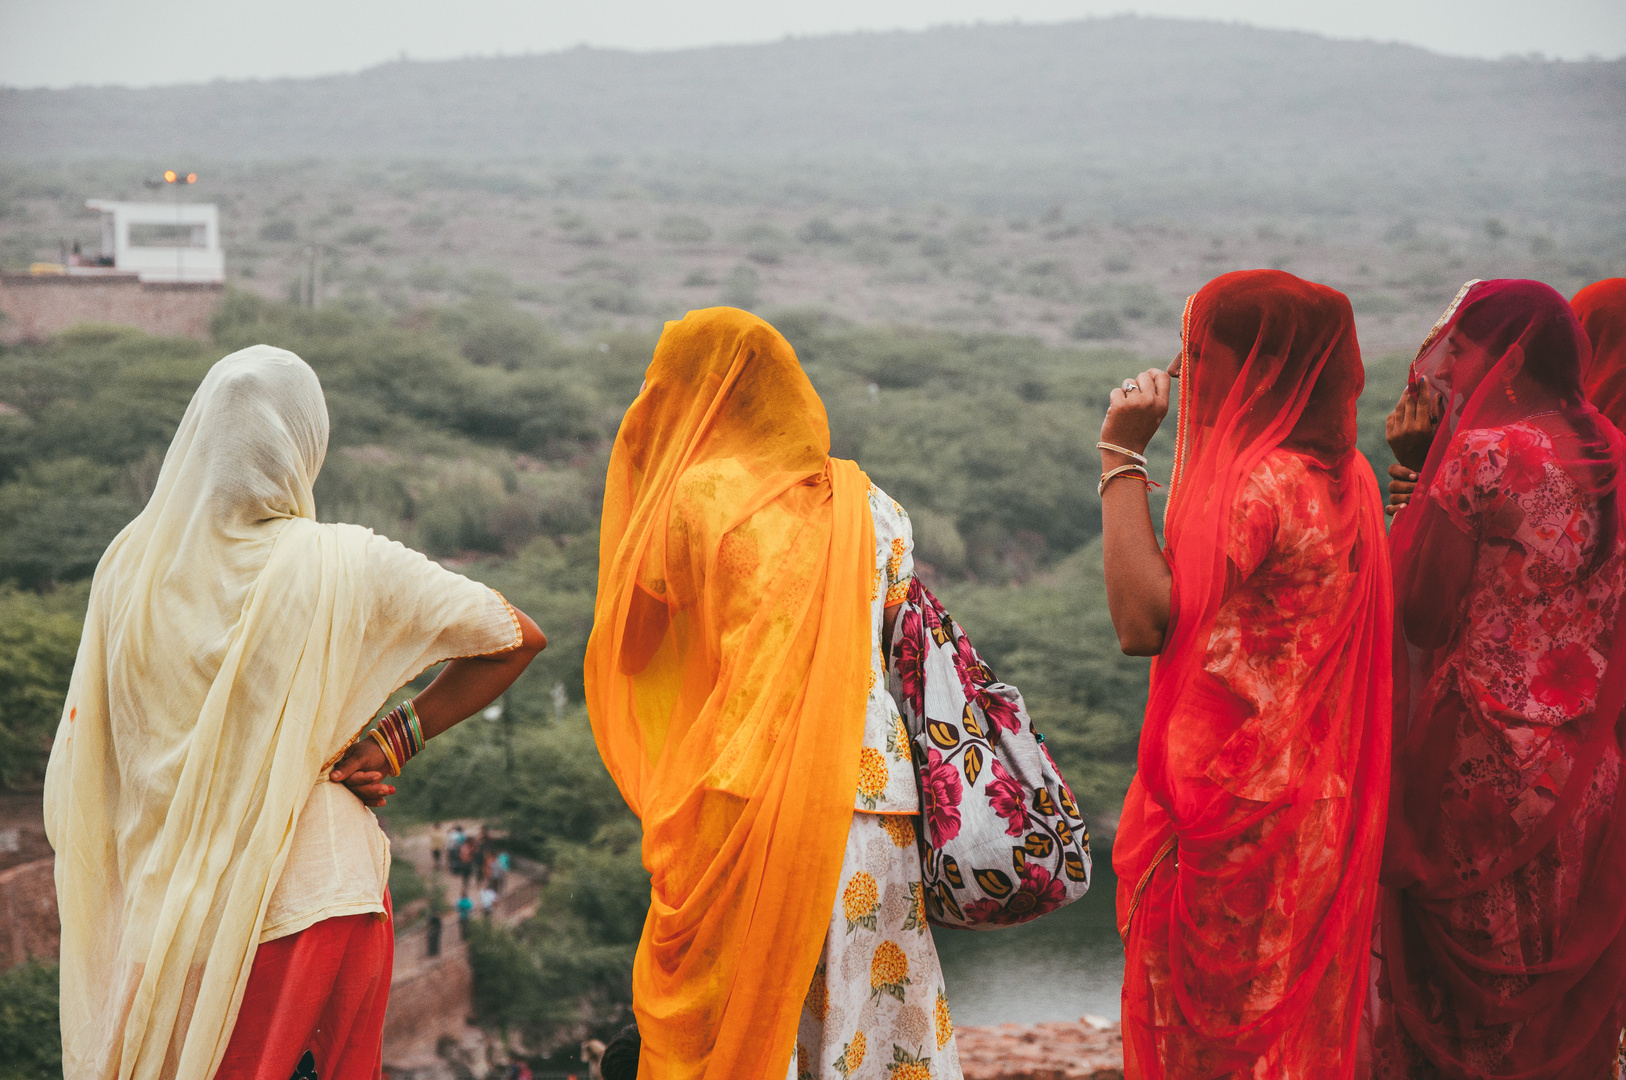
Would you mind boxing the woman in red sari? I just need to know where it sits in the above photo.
[1370,279,1626,1079]
[1101,269,1392,1078]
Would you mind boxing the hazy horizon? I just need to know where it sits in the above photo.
[2,1,1623,90]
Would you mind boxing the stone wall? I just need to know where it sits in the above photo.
[383,917,487,1073]
[0,273,222,343]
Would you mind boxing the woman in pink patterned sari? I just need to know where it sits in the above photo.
[1371,279,1626,1079]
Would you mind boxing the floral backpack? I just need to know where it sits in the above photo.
[888,578,1091,929]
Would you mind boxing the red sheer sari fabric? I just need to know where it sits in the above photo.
[1116,270,1392,1078]
[1375,279,1626,1079]
[1574,278,1626,432]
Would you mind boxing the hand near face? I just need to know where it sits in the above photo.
[1386,378,1443,472]
[1101,368,1172,459]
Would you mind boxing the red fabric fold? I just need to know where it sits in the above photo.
[1574,278,1626,432]
[1117,269,1392,1078]
[1374,279,1626,1079]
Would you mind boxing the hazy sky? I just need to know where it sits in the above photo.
[2,0,1623,89]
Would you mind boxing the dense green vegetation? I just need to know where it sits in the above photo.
[0,962,62,1080]
[0,291,1413,1049]
[0,289,1165,753]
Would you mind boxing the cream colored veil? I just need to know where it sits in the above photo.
[44,345,507,1079]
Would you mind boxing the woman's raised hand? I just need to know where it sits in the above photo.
[1386,379,1443,472]
[1101,368,1172,461]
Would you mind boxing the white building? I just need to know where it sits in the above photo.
[79,200,225,284]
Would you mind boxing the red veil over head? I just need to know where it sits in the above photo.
[1116,270,1392,1076]
[1573,277,1626,431]
[1382,279,1626,1078]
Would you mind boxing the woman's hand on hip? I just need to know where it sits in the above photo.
[330,738,396,808]
[1100,368,1171,459]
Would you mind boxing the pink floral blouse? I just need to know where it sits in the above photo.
[1429,421,1625,732]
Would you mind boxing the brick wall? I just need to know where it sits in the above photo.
[0,274,222,343]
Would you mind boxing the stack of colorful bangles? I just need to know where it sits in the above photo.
[369,700,425,777]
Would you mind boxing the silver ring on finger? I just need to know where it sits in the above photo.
[1122,379,1140,393]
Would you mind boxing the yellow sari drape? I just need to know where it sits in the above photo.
[585,308,873,1079]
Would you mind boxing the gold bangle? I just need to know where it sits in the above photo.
[1096,441,1149,467]
[369,728,402,777]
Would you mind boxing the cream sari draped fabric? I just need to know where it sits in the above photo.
[44,345,513,1080]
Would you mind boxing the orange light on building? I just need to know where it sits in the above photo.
[186,173,197,184]
[164,170,177,183]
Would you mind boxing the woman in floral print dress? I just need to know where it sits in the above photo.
[585,308,959,1080]
[788,483,961,1080]
[1371,280,1626,1079]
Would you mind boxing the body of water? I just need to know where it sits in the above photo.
[932,849,1123,1025]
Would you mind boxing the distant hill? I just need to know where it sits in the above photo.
[4,18,1621,160]
[3,18,1623,218]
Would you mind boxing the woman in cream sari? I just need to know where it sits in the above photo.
[44,345,544,1080]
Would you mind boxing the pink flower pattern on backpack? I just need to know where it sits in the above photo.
[888,578,1092,929]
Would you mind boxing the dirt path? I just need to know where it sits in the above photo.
[957,1019,1124,1079]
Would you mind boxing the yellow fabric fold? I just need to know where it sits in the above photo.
[585,308,873,1079]
[44,345,511,1080]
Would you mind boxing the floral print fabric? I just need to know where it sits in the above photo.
[1202,449,1360,802]
[1431,422,1625,730]
[857,485,920,814]
[787,812,961,1080]
[1370,422,1626,1079]
[786,490,959,1080]
[891,579,1090,929]
[1124,451,1375,1078]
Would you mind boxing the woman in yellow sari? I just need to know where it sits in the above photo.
[585,308,960,1080]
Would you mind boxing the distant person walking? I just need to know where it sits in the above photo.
[429,821,446,871]
[457,892,474,939]
[426,911,442,958]
[448,825,467,879]
[43,346,545,1080]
